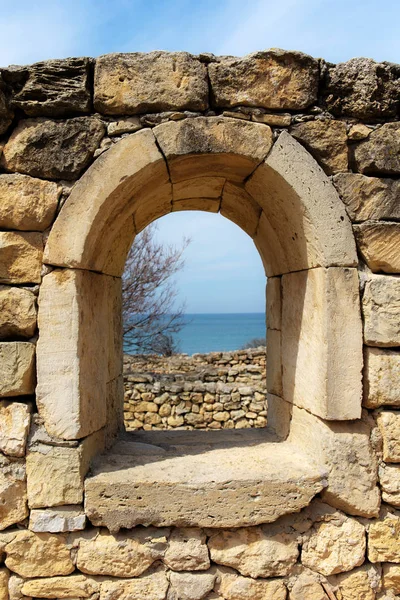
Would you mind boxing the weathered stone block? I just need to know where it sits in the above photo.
[169,570,216,600]
[0,286,37,339]
[0,568,9,600]
[302,509,366,576]
[364,347,400,408]
[164,528,210,571]
[289,406,380,517]
[282,267,362,420]
[332,173,400,222]
[368,506,400,563]
[354,222,400,273]
[0,342,35,397]
[322,58,400,119]
[353,123,400,175]
[383,563,400,594]
[0,456,28,530]
[94,52,208,114]
[0,174,59,231]
[377,411,400,462]
[290,120,348,175]
[1,117,105,180]
[0,401,31,457]
[29,506,86,533]
[289,572,328,600]
[0,232,42,284]
[209,49,319,110]
[22,574,99,598]
[208,526,298,578]
[99,569,169,600]
[328,563,381,600]
[154,116,273,183]
[3,57,91,116]
[214,566,287,600]
[5,531,74,578]
[76,528,168,577]
[363,275,400,347]
[379,464,400,507]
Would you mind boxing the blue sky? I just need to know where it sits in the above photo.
[1,0,398,312]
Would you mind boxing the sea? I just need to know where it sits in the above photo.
[124,313,266,355]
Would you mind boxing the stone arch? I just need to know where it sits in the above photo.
[37,116,362,446]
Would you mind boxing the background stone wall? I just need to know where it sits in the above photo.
[0,50,399,598]
[123,349,267,431]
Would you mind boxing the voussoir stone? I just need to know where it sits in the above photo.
[353,122,400,175]
[5,530,74,578]
[209,49,319,110]
[362,275,400,347]
[0,400,31,457]
[332,173,400,222]
[354,222,400,273]
[0,232,43,284]
[164,528,210,571]
[290,120,348,175]
[0,117,105,180]
[364,348,400,408]
[94,51,208,114]
[322,58,400,119]
[0,456,28,530]
[22,574,99,598]
[0,286,37,339]
[208,526,298,577]
[0,174,59,231]
[3,57,91,116]
[0,342,35,397]
[76,528,168,577]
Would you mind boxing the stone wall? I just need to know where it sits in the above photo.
[123,349,267,431]
[0,49,399,599]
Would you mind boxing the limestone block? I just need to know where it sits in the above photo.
[26,431,104,508]
[348,124,373,141]
[0,287,37,339]
[0,568,9,600]
[379,464,400,507]
[0,343,35,397]
[0,401,31,457]
[164,528,210,571]
[383,564,400,594]
[282,267,363,420]
[364,348,400,408]
[322,58,400,119]
[107,116,142,136]
[368,506,400,563]
[214,567,287,600]
[208,526,298,578]
[36,269,110,440]
[265,394,291,440]
[76,528,168,577]
[354,222,400,273]
[332,174,400,222]
[4,58,91,116]
[363,275,400,346]
[1,117,105,180]
[301,510,366,576]
[99,569,169,600]
[291,120,348,175]
[29,506,86,533]
[208,49,318,110]
[220,182,261,238]
[168,571,215,600]
[154,117,273,183]
[0,232,42,284]
[173,177,225,201]
[0,174,59,231]
[0,81,13,134]
[94,52,208,114]
[353,123,400,175]
[0,456,28,530]
[377,411,400,462]
[9,573,30,600]
[329,564,381,600]
[289,405,380,517]
[266,329,282,397]
[22,574,99,598]
[289,572,328,600]
[5,531,74,578]
[252,112,292,127]
[266,278,281,330]
[247,131,357,276]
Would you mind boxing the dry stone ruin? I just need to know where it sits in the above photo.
[0,49,399,598]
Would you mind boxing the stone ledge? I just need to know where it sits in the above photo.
[84,430,327,531]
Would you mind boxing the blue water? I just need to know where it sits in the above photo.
[124,313,266,355]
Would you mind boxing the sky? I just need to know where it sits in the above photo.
[1,0,398,313]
